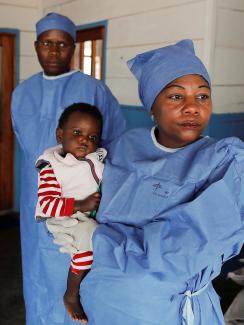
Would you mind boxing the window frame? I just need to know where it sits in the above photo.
[75,20,108,80]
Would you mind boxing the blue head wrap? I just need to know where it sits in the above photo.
[36,12,76,41]
[127,39,211,112]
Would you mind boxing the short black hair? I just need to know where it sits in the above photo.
[58,102,103,131]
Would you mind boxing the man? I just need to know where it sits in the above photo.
[11,12,125,325]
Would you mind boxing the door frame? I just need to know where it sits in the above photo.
[0,28,20,212]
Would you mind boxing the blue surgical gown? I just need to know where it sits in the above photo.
[81,127,244,325]
[11,70,126,325]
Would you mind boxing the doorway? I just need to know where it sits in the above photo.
[0,33,16,212]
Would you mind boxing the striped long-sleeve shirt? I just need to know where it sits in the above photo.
[38,163,94,271]
[38,163,75,217]
[35,147,105,273]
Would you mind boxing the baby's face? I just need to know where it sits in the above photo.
[57,112,101,159]
[151,74,212,148]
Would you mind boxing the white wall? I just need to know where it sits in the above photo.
[0,0,41,82]
[42,0,211,106]
[212,0,244,113]
[2,0,244,114]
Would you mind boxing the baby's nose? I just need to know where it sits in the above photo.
[79,135,88,143]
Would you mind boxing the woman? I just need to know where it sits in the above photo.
[57,40,244,324]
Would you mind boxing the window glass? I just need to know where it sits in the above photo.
[84,56,92,75]
[84,41,92,56]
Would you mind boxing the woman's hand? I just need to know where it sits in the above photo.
[74,192,101,213]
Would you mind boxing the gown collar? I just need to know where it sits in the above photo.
[151,126,183,153]
[43,69,80,80]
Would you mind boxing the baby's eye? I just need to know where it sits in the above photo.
[73,130,81,136]
[89,135,98,142]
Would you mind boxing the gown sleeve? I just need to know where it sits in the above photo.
[99,84,126,148]
[111,144,244,282]
[11,87,26,152]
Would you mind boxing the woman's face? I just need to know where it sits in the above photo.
[35,29,75,76]
[151,74,212,148]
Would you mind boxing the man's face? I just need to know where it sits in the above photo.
[35,29,75,76]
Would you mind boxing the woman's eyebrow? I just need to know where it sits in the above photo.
[165,84,210,90]
[199,85,211,90]
[165,84,185,89]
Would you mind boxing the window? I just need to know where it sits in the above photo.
[72,26,105,80]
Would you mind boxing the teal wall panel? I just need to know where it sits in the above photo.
[121,105,244,140]
[208,113,244,140]
[121,105,154,129]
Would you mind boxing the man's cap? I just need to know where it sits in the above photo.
[36,12,76,41]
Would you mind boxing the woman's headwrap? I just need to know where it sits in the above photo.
[36,12,76,41]
[127,39,211,112]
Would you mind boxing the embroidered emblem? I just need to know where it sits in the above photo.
[152,182,170,198]
[153,182,162,193]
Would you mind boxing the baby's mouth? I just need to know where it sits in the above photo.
[77,145,87,150]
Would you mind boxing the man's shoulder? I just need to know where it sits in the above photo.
[70,70,107,90]
[13,72,42,93]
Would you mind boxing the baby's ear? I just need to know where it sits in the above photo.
[56,128,63,144]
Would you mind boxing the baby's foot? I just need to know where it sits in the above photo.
[64,292,88,323]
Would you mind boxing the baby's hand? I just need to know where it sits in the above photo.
[74,192,101,213]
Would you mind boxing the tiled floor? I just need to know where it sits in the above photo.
[0,212,243,325]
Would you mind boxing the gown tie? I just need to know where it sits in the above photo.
[182,282,209,325]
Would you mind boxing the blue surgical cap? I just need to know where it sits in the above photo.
[127,39,211,111]
[36,12,76,41]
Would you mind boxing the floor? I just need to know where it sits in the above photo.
[0,212,243,325]
[0,212,25,324]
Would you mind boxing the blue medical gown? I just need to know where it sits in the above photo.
[11,70,126,325]
[81,128,244,325]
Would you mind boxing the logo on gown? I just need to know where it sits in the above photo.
[152,182,170,198]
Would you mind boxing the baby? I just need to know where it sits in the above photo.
[35,102,106,323]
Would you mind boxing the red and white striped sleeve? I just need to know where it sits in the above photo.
[70,251,93,274]
[37,164,74,217]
